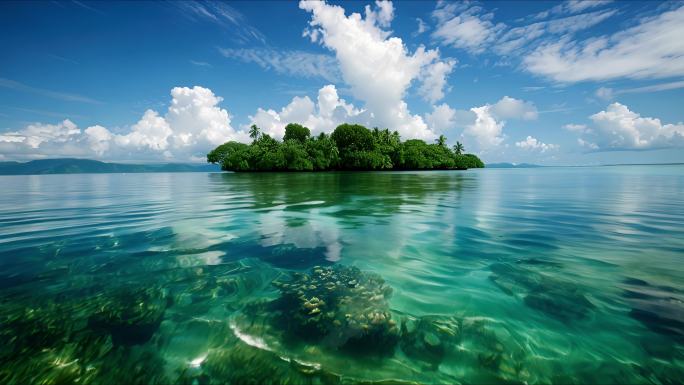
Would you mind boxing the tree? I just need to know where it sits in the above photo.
[306,134,339,170]
[331,124,378,169]
[219,142,251,171]
[283,123,311,142]
[207,141,249,165]
[436,135,447,147]
[282,139,313,171]
[331,124,374,151]
[249,124,260,142]
[453,141,464,155]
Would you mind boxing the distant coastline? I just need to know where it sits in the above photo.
[485,162,684,169]
[486,163,542,168]
[0,158,220,175]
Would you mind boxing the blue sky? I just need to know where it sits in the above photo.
[1,0,683,165]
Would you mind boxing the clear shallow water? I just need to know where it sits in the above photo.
[1,166,683,384]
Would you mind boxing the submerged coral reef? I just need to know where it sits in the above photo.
[1,257,683,385]
[272,265,399,354]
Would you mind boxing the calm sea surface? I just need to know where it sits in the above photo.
[1,166,683,384]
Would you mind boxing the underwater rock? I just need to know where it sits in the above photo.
[396,314,531,383]
[88,286,169,346]
[399,315,461,368]
[489,262,595,321]
[622,277,684,342]
[524,288,596,321]
[272,265,399,354]
[515,257,563,267]
[223,240,332,269]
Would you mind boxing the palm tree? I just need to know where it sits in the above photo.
[249,124,260,142]
[436,135,447,147]
[391,131,401,146]
[453,141,464,155]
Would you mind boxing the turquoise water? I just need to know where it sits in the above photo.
[1,166,683,384]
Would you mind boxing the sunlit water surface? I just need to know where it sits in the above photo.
[1,166,683,384]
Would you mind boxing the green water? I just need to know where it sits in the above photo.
[1,166,683,384]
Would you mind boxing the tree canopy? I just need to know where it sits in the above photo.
[283,123,311,143]
[207,123,484,172]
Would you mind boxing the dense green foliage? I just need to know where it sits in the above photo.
[207,123,484,172]
[283,123,311,143]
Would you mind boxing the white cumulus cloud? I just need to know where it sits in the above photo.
[0,119,93,159]
[423,96,538,151]
[115,109,172,151]
[490,96,538,120]
[299,0,453,140]
[419,58,457,103]
[247,84,362,139]
[569,103,684,151]
[576,102,684,150]
[84,125,113,156]
[515,136,559,152]
[0,86,249,161]
[464,105,505,150]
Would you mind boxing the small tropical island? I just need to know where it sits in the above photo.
[207,123,484,171]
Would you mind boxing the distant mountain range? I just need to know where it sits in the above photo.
[486,162,543,168]
[0,158,220,175]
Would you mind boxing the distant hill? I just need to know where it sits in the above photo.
[0,158,221,175]
[486,162,543,168]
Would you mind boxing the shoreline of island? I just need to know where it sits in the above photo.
[207,123,485,172]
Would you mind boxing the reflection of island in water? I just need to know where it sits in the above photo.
[208,171,477,267]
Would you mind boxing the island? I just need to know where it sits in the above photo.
[207,123,484,171]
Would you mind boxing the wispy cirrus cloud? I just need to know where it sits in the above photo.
[529,0,613,20]
[218,47,341,83]
[430,1,616,56]
[189,60,212,68]
[523,5,684,83]
[71,0,106,16]
[0,78,102,105]
[431,1,505,54]
[46,53,80,65]
[5,106,88,120]
[495,8,617,56]
[430,1,684,86]
[595,80,684,101]
[175,0,265,44]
